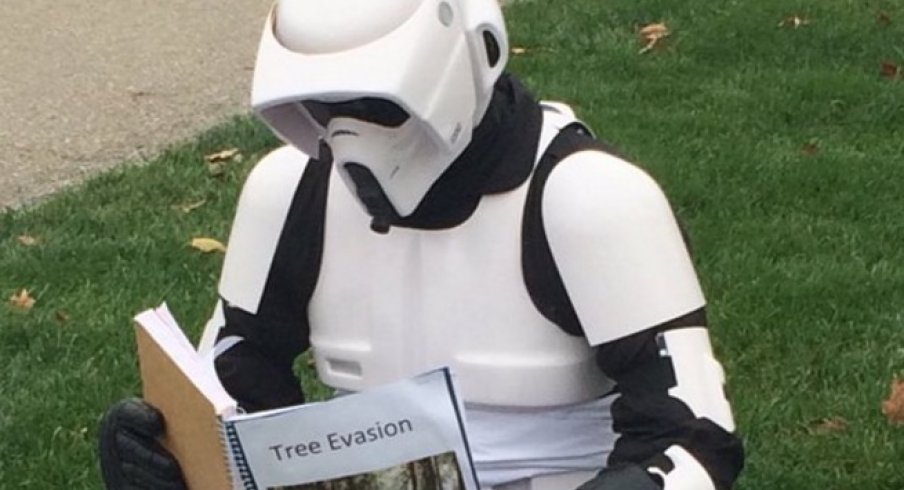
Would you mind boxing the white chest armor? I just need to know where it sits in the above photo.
[308,110,613,407]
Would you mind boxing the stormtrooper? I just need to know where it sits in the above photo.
[98,0,744,489]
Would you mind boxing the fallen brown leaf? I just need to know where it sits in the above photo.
[779,15,810,28]
[126,86,152,99]
[190,237,227,254]
[639,22,669,38]
[205,148,241,163]
[811,416,848,434]
[880,61,901,80]
[800,142,820,156]
[17,235,39,246]
[205,148,242,177]
[882,377,904,425]
[638,22,670,54]
[173,199,207,214]
[9,289,36,310]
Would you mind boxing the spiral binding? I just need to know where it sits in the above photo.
[224,422,259,490]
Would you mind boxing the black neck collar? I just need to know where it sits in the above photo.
[392,73,542,230]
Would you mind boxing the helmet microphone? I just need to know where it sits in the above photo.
[343,163,401,234]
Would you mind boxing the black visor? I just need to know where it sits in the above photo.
[302,98,410,128]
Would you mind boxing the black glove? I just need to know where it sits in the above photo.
[575,464,662,490]
[98,398,187,490]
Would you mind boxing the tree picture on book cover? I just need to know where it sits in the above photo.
[271,451,464,490]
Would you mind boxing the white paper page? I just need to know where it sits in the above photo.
[134,304,237,415]
[225,368,478,490]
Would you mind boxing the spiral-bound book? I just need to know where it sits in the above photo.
[134,304,479,490]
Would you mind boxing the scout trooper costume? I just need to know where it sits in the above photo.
[198,0,745,489]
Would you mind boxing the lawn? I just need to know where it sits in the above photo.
[1,0,903,488]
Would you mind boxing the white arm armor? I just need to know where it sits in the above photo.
[541,149,735,427]
[654,445,717,490]
[541,149,706,345]
[542,151,738,488]
[198,145,310,353]
[661,327,735,432]
[197,299,225,356]
[652,328,736,490]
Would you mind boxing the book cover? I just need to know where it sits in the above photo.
[134,305,477,490]
[134,305,236,490]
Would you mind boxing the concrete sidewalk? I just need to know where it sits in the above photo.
[0,0,272,209]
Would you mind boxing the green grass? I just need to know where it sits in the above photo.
[2,0,904,488]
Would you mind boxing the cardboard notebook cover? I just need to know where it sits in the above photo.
[135,325,232,490]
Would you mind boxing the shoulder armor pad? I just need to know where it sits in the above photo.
[542,151,705,345]
[218,145,310,313]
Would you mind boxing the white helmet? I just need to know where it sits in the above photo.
[251,0,508,230]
